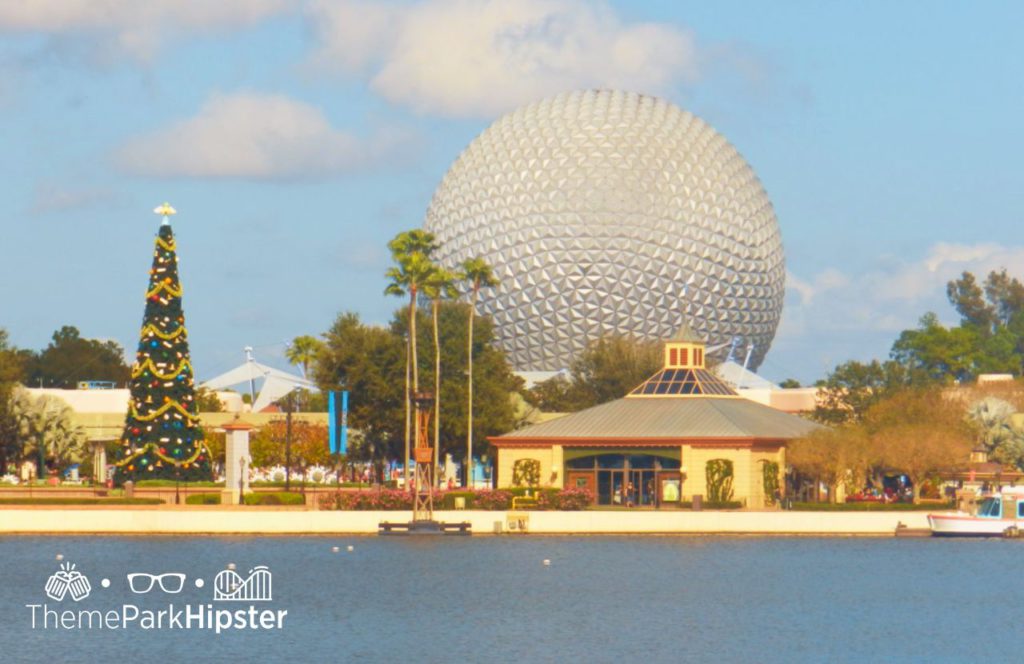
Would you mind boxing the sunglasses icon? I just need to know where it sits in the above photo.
[127,573,186,594]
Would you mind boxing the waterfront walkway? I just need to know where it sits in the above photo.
[0,508,930,535]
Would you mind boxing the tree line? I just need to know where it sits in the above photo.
[793,269,1024,495]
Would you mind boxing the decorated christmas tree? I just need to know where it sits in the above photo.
[114,203,211,483]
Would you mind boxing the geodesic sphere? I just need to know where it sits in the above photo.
[424,90,784,371]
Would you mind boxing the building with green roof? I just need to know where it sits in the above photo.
[490,326,820,507]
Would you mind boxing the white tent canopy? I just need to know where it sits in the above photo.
[201,355,316,413]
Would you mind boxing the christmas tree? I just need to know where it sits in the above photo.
[114,204,211,483]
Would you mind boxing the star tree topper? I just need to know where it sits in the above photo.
[154,202,176,224]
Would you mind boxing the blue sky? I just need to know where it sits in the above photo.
[1,0,1021,385]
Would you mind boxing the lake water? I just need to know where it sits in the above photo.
[1,535,1021,663]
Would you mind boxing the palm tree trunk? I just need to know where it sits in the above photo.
[466,285,477,488]
[433,298,441,486]
[408,290,420,489]
[403,330,411,488]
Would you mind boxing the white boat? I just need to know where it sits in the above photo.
[928,487,1024,537]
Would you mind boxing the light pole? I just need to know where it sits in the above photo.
[285,389,294,491]
[174,463,181,505]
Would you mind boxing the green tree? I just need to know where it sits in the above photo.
[788,424,874,503]
[285,335,324,379]
[461,256,499,487]
[113,220,211,483]
[968,396,1024,471]
[422,266,459,475]
[812,359,924,424]
[11,388,85,476]
[946,271,997,334]
[384,229,438,481]
[314,312,406,462]
[864,387,976,503]
[26,326,129,388]
[779,378,801,388]
[527,335,662,412]
[315,305,519,473]
[0,329,25,473]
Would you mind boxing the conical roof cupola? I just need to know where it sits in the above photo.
[627,321,738,397]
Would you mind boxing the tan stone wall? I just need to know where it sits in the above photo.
[496,447,556,488]
[682,446,786,507]
[747,448,785,509]
[0,507,930,535]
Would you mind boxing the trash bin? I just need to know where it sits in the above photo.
[124,480,134,498]
[454,496,466,510]
[692,494,703,511]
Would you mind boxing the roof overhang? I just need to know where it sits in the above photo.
[489,436,786,449]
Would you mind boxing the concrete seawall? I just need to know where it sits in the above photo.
[0,508,932,536]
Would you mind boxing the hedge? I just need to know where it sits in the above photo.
[318,487,594,511]
[0,497,164,505]
[185,493,221,505]
[792,501,954,511]
[243,492,306,506]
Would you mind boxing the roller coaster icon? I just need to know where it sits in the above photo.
[213,565,272,602]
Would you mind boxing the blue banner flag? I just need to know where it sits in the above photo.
[328,391,349,455]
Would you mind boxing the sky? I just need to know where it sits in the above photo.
[0,0,1021,386]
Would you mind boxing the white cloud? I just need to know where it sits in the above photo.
[783,242,1024,338]
[770,243,1024,382]
[0,1,291,61]
[115,92,414,180]
[30,182,117,215]
[307,0,698,118]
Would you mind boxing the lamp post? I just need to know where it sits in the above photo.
[174,463,181,505]
[285,389,294,492]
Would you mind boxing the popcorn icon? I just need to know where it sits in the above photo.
[45,562,92,602]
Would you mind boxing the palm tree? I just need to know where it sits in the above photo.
[11,388,84,479]
[285,335,323,379]
[423,267,459,481]
[460,257,498,487]
[384,230,438,486]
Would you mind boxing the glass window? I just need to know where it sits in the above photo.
[566,456,595,470]
[979,497,1001,518]
[657,457,681,470]
[627,455,656,469]
[597,454,625,469]
[1018,501,1024,518]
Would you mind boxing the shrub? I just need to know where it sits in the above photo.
[0,497,164,505]
[319,489,414,511]
[473,489,514,510]
[794,501,952,511]
[185,493,221,505]
[534,487,593,510]
[439,491,476,510]
[243,492,306,506]
[706,459,735,503]
[512,459,540,487]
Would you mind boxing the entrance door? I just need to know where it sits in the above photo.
[631,470,656,506]
[597,470,625,505]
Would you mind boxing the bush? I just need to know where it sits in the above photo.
[678,500,744,510]
[243,492,306,506]
[534,487,593,510]
[793,501,953,511]
[318,489,413,511]
[470,489,514,510]
[0,497,164,505]
[134,480,222,488]
[185,493,221,505]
